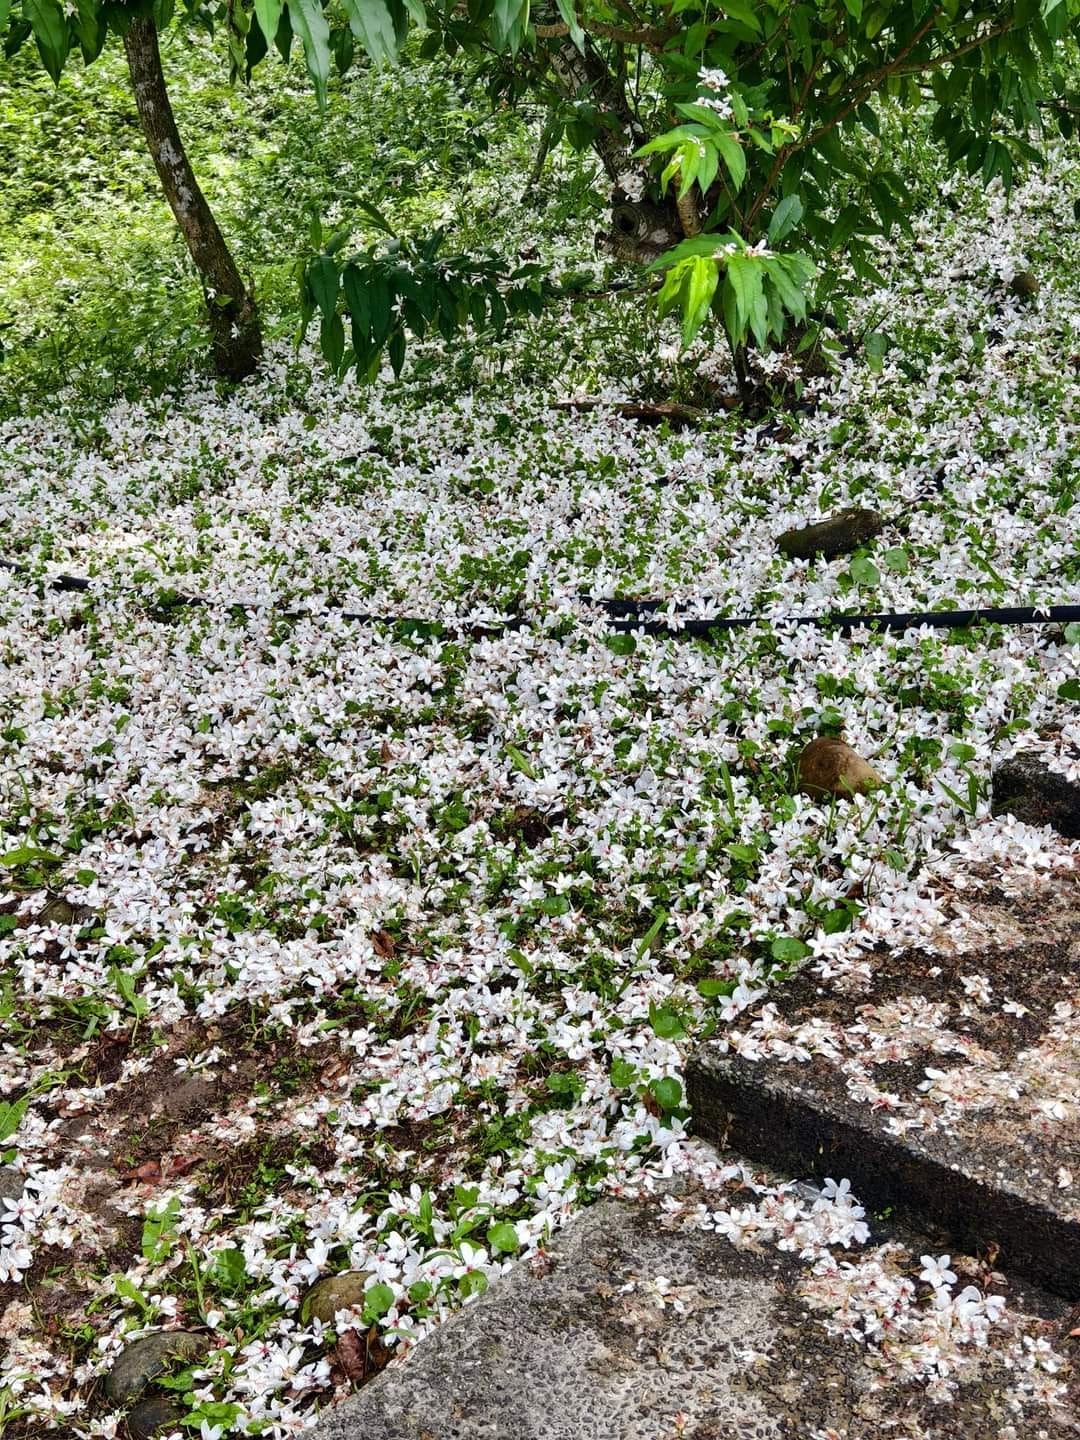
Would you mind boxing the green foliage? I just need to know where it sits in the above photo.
[298,205,548,379]
[2,0,1079,379]
[651,232,815,350]
[631,0,1080,347]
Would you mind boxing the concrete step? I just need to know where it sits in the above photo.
[688,902,1080,1299]
[311,1194,1075,1440]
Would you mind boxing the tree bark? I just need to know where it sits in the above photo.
[531,14,688,263]
[123,15,262,380]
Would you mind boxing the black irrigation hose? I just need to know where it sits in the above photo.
[2,560,1078,638]
[600,602,1080,635]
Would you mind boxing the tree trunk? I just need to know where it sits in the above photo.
[532,17,686,263]
[123,15,262,381]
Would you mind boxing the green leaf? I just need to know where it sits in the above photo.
[211,1244,247,1290]
[340,0,398,65]
[254,0,282,46]
[767,194,803,244]
[694,977,731,1001]
[714,131,747,191]
[649,1076,683,1112]
[0,0,11,30]
[648,1003,685,1040]
[23,0,68,81]
[820,907,853,934]
[770,935,810,966]
[864,329,889,372]
[948,741,977,762]
[849,555,880,587]
[488,1221,519,1254]
[1057,678,1080,701]
[554,0,584,49]
[492,0,528,51]
[682,256,719,348]
[540,894,570,916]
[1,844,61,867]
[724,255,764,344]
[287,0,332,106]
[610,1058,638,1088]
[320,311,345,373]
[715,0,760,32]
[505,744,537,779]
[636,908,668,959]
[1063,622,1080,645]
[387,327,406,377]
[604,632,637,656]
[307,254,339,321]
[71,0,105,62]
[883,546,909,573]
[363,1282,395,1318]
[459,1270,488,1298]
[0,1093,29,1143]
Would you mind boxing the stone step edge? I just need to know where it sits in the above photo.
[686,1045,1080,1301]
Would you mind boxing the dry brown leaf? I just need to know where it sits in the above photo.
[333,1327,368,1382]
[121,1160,162,1182]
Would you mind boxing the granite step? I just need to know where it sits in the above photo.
[310,1193,1076,1440]
[688,883,1080,1299]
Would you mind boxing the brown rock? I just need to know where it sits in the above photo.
[777,508,885,562]
[797,738,883,799]
[1008,271,1040,299]
[103,1330,209,1404]
[127,1396,184,1440]
[301,1270,373,1324]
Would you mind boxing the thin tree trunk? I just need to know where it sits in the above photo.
[532,17,688,262]
[123,16,262,380]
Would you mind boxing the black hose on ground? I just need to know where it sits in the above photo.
[2,559,1078,638]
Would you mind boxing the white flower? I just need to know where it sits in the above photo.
[919,1254,957,1288]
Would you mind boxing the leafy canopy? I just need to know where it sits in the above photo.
[3,0,1079,368]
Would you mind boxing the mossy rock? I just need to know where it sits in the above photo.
[300,1270,373,1324]
[777,507,885,562]
[127,1396,184,1440]
[103,1331,209,1404]
[32,893,97,926]
[797,738,883,799]
[0,1166,25,1203]
[1008,270,1040,299]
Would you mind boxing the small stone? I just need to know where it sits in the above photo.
[797,738,883,799]
[1009,270,1040,299]
[991,751,1080,839]
[0,1166,25,1203]
[301,1270,373,1324]
[777,507,885,562]
[103,1331,209,1404]
[161,1076,217,1119]
[31,893,96,927]
[126,1397,184,1440]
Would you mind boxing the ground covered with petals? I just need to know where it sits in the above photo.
[1,58,1079,1440]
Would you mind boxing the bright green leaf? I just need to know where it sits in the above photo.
[770,936,810,966]
[340,0,398,65]
[488,1221,519,1253]
[287,0,332,106]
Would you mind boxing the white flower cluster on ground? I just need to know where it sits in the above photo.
[0,130,1078,1438]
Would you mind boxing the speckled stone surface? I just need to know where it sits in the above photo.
[688,885,1080,1299]
[309,1198,1073,1440]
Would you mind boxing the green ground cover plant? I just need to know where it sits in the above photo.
[0,16,1079,1440]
